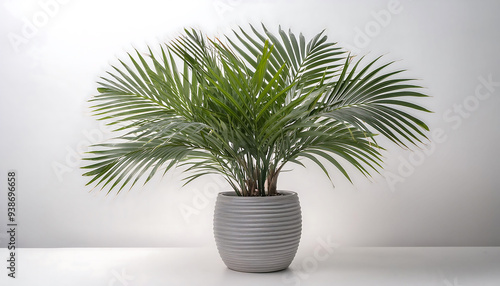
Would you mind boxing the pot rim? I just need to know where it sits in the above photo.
[218,190,297,197]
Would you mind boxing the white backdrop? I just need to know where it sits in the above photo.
[1,0,500,248]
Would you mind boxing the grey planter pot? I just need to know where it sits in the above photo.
[213,191,302,273]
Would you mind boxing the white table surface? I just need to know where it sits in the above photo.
[1,247,499,286]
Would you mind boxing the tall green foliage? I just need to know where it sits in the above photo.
[82,25,430,196]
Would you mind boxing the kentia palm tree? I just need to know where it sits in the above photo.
[82,24,430,197]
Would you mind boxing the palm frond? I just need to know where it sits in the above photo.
[82,25,430,196]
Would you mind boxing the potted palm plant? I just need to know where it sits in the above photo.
[82,25,430,273]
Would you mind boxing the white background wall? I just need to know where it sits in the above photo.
[1,0,499,248]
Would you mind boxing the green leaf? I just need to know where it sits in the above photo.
[82,25,430,196]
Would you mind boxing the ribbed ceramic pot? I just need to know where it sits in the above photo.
[213,191,302,273]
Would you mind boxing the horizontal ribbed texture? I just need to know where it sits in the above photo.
[214,191,302,273]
